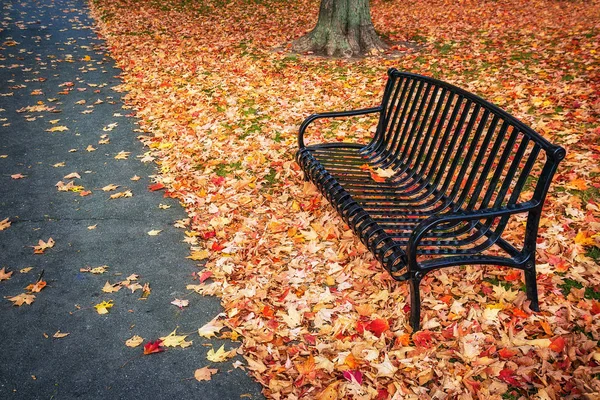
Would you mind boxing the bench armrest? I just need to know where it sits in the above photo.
[406,202,540,267]
[298,106,382,148]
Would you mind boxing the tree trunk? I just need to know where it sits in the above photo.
[292,0,387,58]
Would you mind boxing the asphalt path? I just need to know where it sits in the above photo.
[0,0,263,398]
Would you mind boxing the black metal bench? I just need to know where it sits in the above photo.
[296,69,565,330]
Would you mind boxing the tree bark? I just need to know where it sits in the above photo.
[292,0,387,58]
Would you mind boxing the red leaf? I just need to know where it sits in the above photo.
[498,348,518,359]
[143,339,165,355]
[498,368,521,387]
[412,330,434,348]
[211,242,225,251]
[366,318,389,337]
[591,300,600,315]
[549,336,566,353]
[211,176,225,186]
[303,333,316,345]
[148,182,165,191]
[199,270,213,283]
[505,270,522,282]
[342,370,363,385]
[201,231,216,240]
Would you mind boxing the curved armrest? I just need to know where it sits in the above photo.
[298,106,382,148]
[406,202,539,267]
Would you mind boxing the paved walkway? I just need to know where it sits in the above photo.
[0,0,262,398]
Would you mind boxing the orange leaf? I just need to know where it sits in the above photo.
[549,336,565,353]
[498,348,518,359]
[370,172,386,183]
[505,270,522,282]
[366,318,390,337]
[359,164,372,171]
[148,182,165,191]
[25,280,47,293]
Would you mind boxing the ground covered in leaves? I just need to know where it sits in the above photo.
[88,0,599,398]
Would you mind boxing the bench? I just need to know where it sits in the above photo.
[296,69,565,330]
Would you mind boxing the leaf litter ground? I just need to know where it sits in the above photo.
[89,0,600,398]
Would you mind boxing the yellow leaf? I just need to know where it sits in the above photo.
[316,381,340,400]
[46,126,69,132]
[206,345,234,362]
[94,300,114,314]
[160,329,192,348]
[565,178,588,191]
[575,231,596,246]
[187,250,209,261]
[125,335,144,348]
[147,229,162,236]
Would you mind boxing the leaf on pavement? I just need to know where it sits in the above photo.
[8,293,36,306]
[0,218,11,231]
[194,367,218,381]
[32,238,55,254]
[206,345,235,362]
[159,329,192,348]
[0,267,13,281]
[143,339,165,355]
[94,300,114,314]
[125,335,144,348]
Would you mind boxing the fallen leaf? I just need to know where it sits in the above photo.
[8,293,36,306]
[130,175,141,181]
[171,298,189,309]
[20,267,33,274]
[109,190,133,199]
[206,345,234,362]
[53,330,70,338]
[102,281,121,293]
[32,238,55,254]
[373,167,395,178]
[25,280,47,293]
[94,300,114,314]
[102,184,119,192]
[88,224,97,230]
[114,151,130,160]
[143,339,165,355]
[194,367,218,382]
[0,267,13,281]
[63,172,81,179]
[147,229,162,236]
[198,319,223,338]
[0,218,11,231]
[125,335,144,348]
[148,182,165,191]
[46,126,68,132]
[160,329,192,348]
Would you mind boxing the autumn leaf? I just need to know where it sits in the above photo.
[25,280,47,293]
[0,267,13,281]
[53,331,70,339]
[20,267,33,274]
[369,172,386,183]
[0,218,11,231]
[147,229,162,236]
[171,298,189,309]
[194,367,218,382]
[125,335,144,348]
[109,190,133,199]
[8,293,36,306]
[187,250,209,261]
[148,182,165,191]
[46,125,68,132]
[373,167,395,178]
[143,339,165,355]
[198,318,224,338]
[94,300,114,314]
[101,184,119,191]
[11,173,26,179]
[32,238,55,254]
[549,336,566,353]
[206,345,234,362]
[102,281,121,293]
[63,172,81,179]
[160,329,192,348]
[114,151,130,160]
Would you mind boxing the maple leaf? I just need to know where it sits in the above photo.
[46,126,69,132]
[148,182,165,191]
[102,281,121,293]
[187,250,209,261]
[171,298,189,309]
[372,354,397,377]
[143,339,165,355]
[32,238,55,254]
[373,167,395,178]
[206,345,234,362]
[25,280,47,293]
[369,172,386,183]
[8,293,36,306]
[101,184,119,191]
[0,218,11,231]
[198,319,224,338]
[63,172,81,179]
[125,335,144,348]
[109,190,133,199]
[365,318,389,338]
[194,367,218,382]
[94,300,114,314]
[549,336,566,353]
[114,151,130,160]
[0,267,13,281]
[160,329,192,348]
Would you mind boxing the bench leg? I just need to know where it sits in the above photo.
[409,273,422,331]
[524,262,539,312]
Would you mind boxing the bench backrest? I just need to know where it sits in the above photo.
[368,69,565,214]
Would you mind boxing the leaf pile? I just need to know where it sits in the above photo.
[90,0,600,398]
